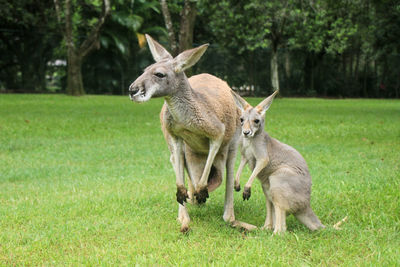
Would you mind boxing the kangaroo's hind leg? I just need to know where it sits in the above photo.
[273,205,287,234]
[261,183,274,230]
[268,173,292,234]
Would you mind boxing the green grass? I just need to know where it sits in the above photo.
[0,94,399,265]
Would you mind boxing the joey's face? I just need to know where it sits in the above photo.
[240,107,264,138]
[232,89,277,138]
[129,61,177,102]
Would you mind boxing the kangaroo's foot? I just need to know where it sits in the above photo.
[177,204,190,233]
[176,186,188,205]
[243,186,251,200]
[234,184,241,192]
[231,220,258,231]
[261,223,273,231]
[180,225,190,233]
[194,186,209,204]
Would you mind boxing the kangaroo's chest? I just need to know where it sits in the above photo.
[243,140,274,180]
[162,106,210,153]
[170,121,210,153]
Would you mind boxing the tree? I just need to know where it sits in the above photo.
[371,0,400,98]
[0,0,61,92]
[201,0,302,93]
[53,0,110,95]
[81,0,164,95]
[287,0,359,96]
[159,0,197,56]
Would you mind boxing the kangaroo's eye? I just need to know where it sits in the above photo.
[254,119,260,124]
[240,118,244,123]
[154,72,166,78]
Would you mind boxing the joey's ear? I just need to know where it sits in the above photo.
[231,90,251,112]
[173,44,209,73]
[145,34,173,62]
[255,90,279,116]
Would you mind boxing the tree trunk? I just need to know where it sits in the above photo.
[178,0,197,53]
[349,51,354,78]
[179,0,197,77]
[379,58,388,98]
[67,50,84,96]
[363,55,368,97]
[160,0,197,55]
[395,71,400,98]
[54,0,110,96]
[310,54,314,94]
[342,53,347,79]
[304,53,312,96]
[270,46,280,92]
[21,63,30,92]
[373,59,378,96]
[342,53,347,97]
[159,0,178,56]
[284,51,291,79]
[354,48,360,96]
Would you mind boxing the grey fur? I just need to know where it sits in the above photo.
[233,91,325,234]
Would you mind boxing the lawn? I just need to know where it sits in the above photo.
[0,94,399,265]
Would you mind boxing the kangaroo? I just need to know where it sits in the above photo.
[129,35,255,232]
[232,91,325,234]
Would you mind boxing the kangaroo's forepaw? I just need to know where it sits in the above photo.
[243,186,251,200]
[234,184,241,192]
[194,186,209,204]
[176,186,188,205]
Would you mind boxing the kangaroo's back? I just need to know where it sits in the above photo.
[268,136,310,177]
[189,73,240,141]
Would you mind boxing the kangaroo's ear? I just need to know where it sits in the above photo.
[255,90,279,116]
[173,44,209,73]
[145,34,173,62]
[231,90,251,112]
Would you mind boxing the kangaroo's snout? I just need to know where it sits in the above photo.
[128,84,140,101]
[129,81,149,102]
[129,84,139,96]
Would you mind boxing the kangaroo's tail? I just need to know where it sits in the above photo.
[295,207,325,231]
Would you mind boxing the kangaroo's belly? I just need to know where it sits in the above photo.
[181,130,210,154]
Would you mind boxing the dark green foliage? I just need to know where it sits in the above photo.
[196,0,400,98]
[81,0,165,95]
[0,0,61,92]
[0,0,399,97]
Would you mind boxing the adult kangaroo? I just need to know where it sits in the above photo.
[129,35,252,232]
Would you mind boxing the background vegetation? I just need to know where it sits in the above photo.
[1,1,399,264]
[1,95,399,265]
[1,0,399,97]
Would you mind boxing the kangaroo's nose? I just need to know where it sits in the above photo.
[129,84,139,96]
[243,130,251,136]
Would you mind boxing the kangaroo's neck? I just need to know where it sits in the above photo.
[164,75,195,122]
[250,129,270,145]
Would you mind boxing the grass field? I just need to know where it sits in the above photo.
[0,94,399,265]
